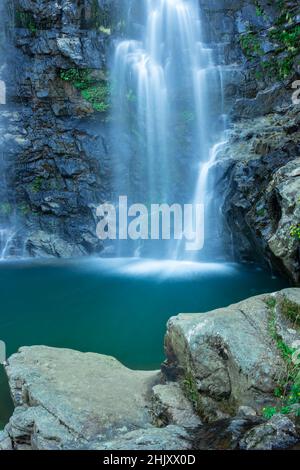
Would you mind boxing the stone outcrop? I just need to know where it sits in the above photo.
[219,107,300,285]
[163,289,300,424]
[239,414,299,450]
[205,0,300,283]
[1,288,300,450]
[0,346,192,450]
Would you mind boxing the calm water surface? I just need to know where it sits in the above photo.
[0,257,289,428]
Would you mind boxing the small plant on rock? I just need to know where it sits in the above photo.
[264,297,300,419]
[290,224,300,241]
[60,68,110,113]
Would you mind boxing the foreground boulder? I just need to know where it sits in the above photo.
[0,347,189,450]
[163,289,300,423]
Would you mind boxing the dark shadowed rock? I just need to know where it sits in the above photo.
[240,414,299,450]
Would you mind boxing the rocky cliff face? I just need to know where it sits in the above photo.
[0,0,121,257]
[202,0,300,284]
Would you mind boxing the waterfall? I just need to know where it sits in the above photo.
[110,0,226,260]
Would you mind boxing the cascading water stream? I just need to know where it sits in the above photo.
[110,0,227,260]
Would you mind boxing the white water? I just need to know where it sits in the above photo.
[110,0,227,260]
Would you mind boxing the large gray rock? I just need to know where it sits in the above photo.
[4,346,162,449]
[90,426,190,451]
[240,414,299,450]
[26,230,87,258]
[163,289,300,422]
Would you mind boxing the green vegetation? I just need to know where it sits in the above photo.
[269,26,300,53]
[256,208,266,217]
[279,298,300,328]
[31,177,43,193]
[89,0,112,34]
[265,24,300,79]
[290,224,300,241]
[126,89,137,104]
[240,1,300,81]
[182,372,201,413]
[60,68,110,113]
[240,31,263,58]
[275,1,296,26]
[15,10,37,34]
[264,298,300,419]
[254,1,266,19]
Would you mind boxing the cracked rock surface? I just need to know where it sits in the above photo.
[1,347,164,450]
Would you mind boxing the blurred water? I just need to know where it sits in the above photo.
[110,0,226,258]
[0,257,289,428]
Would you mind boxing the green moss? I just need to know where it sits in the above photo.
[266,297,277,310]
[254,1,266,18]
[81,84,110,113]
[30,177,43,193]
[182,372,201,413]
[256,208,266,217]
[240,32,263,58]
[280,298,300,327]
[126,89,137,103]
[240,2,299,81]
[262,406,278,419]
[269,26,300,53]
[275,1,297,26]
[264,297,300,418]
[60,68,110,113]
[89,0,112,34]
[15,10,37,34]
[290,224,300,241]
[60,69,92,89]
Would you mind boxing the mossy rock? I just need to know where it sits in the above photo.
[278,294,300,328]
